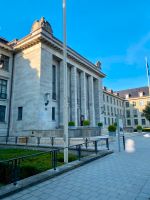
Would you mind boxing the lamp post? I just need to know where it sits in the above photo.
[63,0,68,163]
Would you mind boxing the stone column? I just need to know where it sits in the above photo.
[71,66,77,126]
[80,71,86,120]
[89,76,95,126]
[94,78,101,124]
[59,60,64,127]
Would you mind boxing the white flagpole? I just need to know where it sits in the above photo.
[63,0,68,163]
[145,57,150,98]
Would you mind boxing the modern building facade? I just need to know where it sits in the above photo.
[0,17,105,136]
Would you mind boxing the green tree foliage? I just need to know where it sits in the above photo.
[143,102,150,122]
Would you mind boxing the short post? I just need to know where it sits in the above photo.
[15,136,18,144]
[77,145,81,160]
[85,138,88,149]
[6,136,8,144]
[50,137,54,147]
[122,135,125,150]
[37,137,40,146]
[94,140,98,154]
[51,150,57,170]
[106,138,109,150]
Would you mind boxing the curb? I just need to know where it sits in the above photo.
[0,150,113,199]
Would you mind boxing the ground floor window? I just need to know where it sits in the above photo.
[18,107,23,120]
[127,119,131,126]
[141,119,146,125]
[0,105,6,122]
[52,107,55,121]
[104,117,107,125]
[134,119,138,125]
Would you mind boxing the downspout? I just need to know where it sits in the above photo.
[7,52,15,137]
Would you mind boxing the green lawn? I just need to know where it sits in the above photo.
[0,148,77,185]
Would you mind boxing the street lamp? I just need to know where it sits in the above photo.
[63,0,68,163]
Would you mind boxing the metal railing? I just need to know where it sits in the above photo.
[0,138,110,186]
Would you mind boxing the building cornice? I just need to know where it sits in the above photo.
[12,28,105,78]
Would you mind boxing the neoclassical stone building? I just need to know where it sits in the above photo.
[0,17,105,136]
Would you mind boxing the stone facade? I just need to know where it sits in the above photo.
[0,18,105,137]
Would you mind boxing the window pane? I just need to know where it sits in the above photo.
[0,105,6,122]
[18,107,23,120]
[0,55,9,71]
[52,107,55,121]
[0,79,7,99]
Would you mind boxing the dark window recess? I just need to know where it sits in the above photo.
[52,65,56,100]
[134,119,138,125]
[18,107,23,120]
[0,79,7,99]
[126,102,129,107]
[141,119,146,125]
[127,119,131,126]
[0,105,6,122]
[0,54,9,71]
[52,107,55,121]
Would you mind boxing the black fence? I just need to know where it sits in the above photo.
[0,139,109,186]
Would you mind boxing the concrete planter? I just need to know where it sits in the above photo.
[109,131,116,137]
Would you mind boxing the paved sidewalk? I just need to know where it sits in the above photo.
[3,134,150,200]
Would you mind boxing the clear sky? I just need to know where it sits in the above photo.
[0,0,150,90]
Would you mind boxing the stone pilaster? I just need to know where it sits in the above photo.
[94,78,101,124]
[89,76,95,126]
[71,66,77,126]
[59,60,64,127]
[80,71,87,119]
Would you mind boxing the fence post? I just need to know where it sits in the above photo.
[85,138,88,149]
[37,137,40,146]
[122,135,125,150]
[51,150,57,170]
[77,145,81,160]
[15,136,18,144]
[94,140,98,154]
[106,138,109,150]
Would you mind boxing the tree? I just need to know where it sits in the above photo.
[143,102,150,122]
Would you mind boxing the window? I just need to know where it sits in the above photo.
[18,107,23,120]
[108,118,110,125]
[127,119,131,126]
[132,101,136,107]
[134,119,138,125]
[52,65,56,100]
[107,96,109,103]
[139,101,144,106]
[104,117,107,125]
[110,97,112,104]
[126,102,129,107]
[0,105,6,122]
[103,94,105,102]
[114,99,115,105]
[141,119,146,125]
[0,54,9,71]
[0,79,7,99]
[52,107,55,121]
[107,106,110,115]
[112,118,114,124]
[133,109,138,117]
[126,110,130,118]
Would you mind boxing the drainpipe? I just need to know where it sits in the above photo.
[7,52,15,137]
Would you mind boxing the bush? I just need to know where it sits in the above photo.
[83,120,90,126]
[137,125,142,131]
[68,121,75,126]
[108,125,116,132]
[142,128,150,132]
[98,122,103,127]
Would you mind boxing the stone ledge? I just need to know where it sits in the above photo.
[0,150,113,199]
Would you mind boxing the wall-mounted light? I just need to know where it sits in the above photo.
[44,93,50,107]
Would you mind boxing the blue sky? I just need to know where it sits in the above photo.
[0,0,150,90]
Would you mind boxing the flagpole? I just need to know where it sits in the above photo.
[63,0,68,163]
[145,57,150,98]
